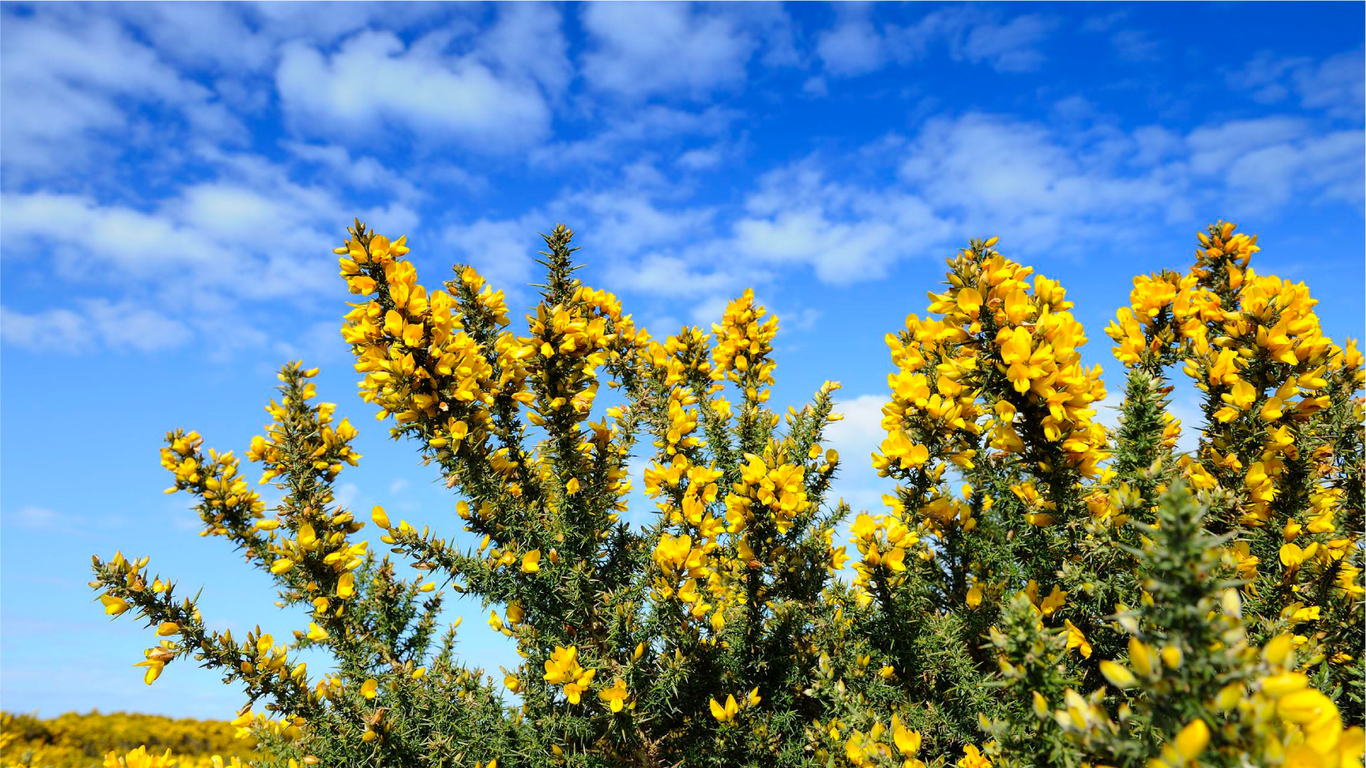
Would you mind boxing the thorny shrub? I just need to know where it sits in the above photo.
[89,221,1364,768]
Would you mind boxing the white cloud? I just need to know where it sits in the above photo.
[1186,118,1364,212]
[1295,50,1366,116]
[727,161,954,284]
[1,299,188,353]
[824,394,891,512]
[681,107,1360,289]
[0,306,85,352]
[1108,28,1163,63]
[110,2,454,74]
[611,253,759,300]
[441,216,544,299]
[959,14,1055,72]
[816,7,1059,79]
[334,483,361,511]
[802,77,829,97]
[443,177,727,300]
[6,506,63,529]
[528,105,741,167]
[0,9,243,178]
[112,3,277,73]
[1,192,223,277]
[0,144,420,354]
[676,146,725,171]
[282,142,425,202]
[1229,48,1365,119]
[444,104,1360,310]
[269,320,353,367]
[276,29,553,149]
[83,299,196,352]
[477,3,574,96]
[817,20,888,77]
[898,113,1188,248]
[573,190,718,260]
[1184,117,1308,175]
[580,3,761,98]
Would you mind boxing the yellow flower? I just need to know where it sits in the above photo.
[598,679,630,713]
[958,744,992,768]
[371,505,391,529]
[101,594,131,615]
[1173,719,1209,761]
[543,645,586,686]
[709,694,738,723]
[361,678,378,699]
[1065,620,1092,659]
[1100,660,1137,689]
[1128,638,1157,678]
[521,549,541,573]
[1277,689,1335,725]
[1279,543,1305,569]
[892,714,922,756]
[957,287,984,316]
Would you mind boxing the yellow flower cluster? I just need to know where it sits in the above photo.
[808,712,926,768]
[1020,581,1363,768]
[86,219,1361,768]
[92,552,195,686]
[160,431,266,538]
[525,287,638,428]
[340,232,510,451]
[725,448,811,538]
[1107,270,1204,368]
[542,645,596,705]
[848,512,919,590]
[710,288,778,402]
[709,688,761,724]
[243,366,368,614]
[646,455,731,630]
[874,238,1109,557]
[637,294,838,654]
[97,747,241,768]
[247,368,360,485]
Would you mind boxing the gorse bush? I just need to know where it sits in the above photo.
[89,220,1364,768]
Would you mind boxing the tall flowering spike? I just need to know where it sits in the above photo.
[338,222,506,463]
[1105,269,1202,373]
[876,236,1108,539]
[711,289,779,405]
[1100,224,1364,714]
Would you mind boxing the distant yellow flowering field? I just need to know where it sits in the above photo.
[0,711,257,768]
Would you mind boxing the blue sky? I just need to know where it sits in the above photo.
[1,1,1362,720]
